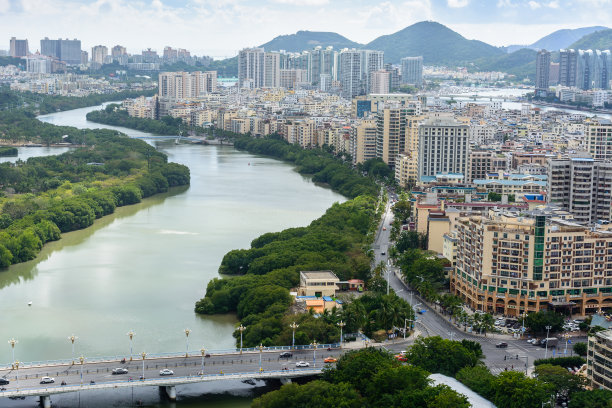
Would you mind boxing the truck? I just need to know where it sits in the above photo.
[540,337,559,348]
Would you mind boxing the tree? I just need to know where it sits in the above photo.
[534,363,586,399]
[490,371,554,408]
[456,365,494,398]
[524,311,564,335]
[251,380,362,408]
[568,389,612,408]
[572,342,587,357]
[324,348,397,392]
[405,336,483,376]
[488,192,502,202]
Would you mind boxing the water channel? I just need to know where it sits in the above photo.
[0,104,346,407]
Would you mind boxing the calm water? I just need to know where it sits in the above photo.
[0,104,345,407]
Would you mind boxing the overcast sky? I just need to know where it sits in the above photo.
[1,0,610,58]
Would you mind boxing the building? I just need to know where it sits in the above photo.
[401,56,423,88]
[9,37,28,57]
[111,45,127,58]
[535,50,551,97]
[418,115,470,181]
[25,55,52,73]
[351,119,377,164]
[297,271,340,297]
[559,49,577,88]
[238,48,265,89]
[587,328,612,390]
[80,50,88,65]
[40,38,81,65]
[370,70,390,94]
[467,151,507,183]
[264,52,281,88]
[361,50,384,94]
[548,156,612,224]
[91,45,108,66]
[158,71,217,100]
[586,119,612,161]
[376,107,410,168]
[451,212,612,317]
[338,50,362,99]
[395,153,418,188]
[280,69,308,89]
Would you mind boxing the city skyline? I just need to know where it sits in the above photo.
[0,0,611,58]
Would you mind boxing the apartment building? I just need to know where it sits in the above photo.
[418,115,470,180]
[395,153,418,188]
[351,119,377,164]
[451,212,612,318]
[376,107,410,168]
[467,151,507,183]
[586,120,612,161]
[587,329,612,390]
[238,48,265,89]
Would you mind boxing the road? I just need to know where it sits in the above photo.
[373,198,584,374]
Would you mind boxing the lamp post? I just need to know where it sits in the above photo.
[521,312,527,339]
[200,348,206,376]
[184,328,191,357]
[289,322,299,350]
[337,321,345,347]
[68,335,78,364]
[258,344,264,372]
[311,340,319,367]
[544,325,552,359]
[127,330,135,361]
[14,361,19,390]
[79,356,84,385]
[238,325,245,354]
[141,352,146,380]
[7,339,17,367]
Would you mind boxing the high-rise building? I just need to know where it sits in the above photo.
[9,37,29,57]
[559,49,577,88]
[264,52,281,88]
[361,50,384,94]
[111,45,127,58]
[91,45,108,65]
[338,50,362,99]
[586,119,612,160]
[401,56,423,88]
[451,212,612,317]
[158,71,217,99]
[467,151,507,183]
[418,115,470,180]
[370,70,390,94]
[587,329,612,390]
[40,38,81,65]
[548,155,612,224]
[142,48,159,63]
[280,69,308,89]
[376,107,410,168]
[535,49,551,97]
[351,119,377,164]
[576,49,612,90]
[238,48,265,89]
[81,50,88,65]
[384,63,400,92]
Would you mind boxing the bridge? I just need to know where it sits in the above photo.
[0,344,341,407]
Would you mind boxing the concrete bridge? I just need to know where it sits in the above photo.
[0,344,340,407]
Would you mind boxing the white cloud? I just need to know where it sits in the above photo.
[546,0,559,8]
[497,0,516,7]
[528,1,541,9]
[0,0,10,13]
[270,0,329,5]
[447,0,469,7]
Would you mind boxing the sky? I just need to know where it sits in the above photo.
[0,0,611,58]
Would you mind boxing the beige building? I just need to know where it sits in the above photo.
[351,119,377,164]
[395,153,418,188]
[370,70,390,94]
[451,212,612,317]
[588,329,612,390]
[468,151,507,183]
[298,271,340,297]
[586,119,612,161]
[264,52,281,88]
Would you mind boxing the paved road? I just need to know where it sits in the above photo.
[373,198,585,374]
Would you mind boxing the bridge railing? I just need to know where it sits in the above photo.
[1,343,340,370]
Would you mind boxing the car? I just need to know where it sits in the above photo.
[295,361,310,367]
[381,251,386,255]
[279,352,293,358]
[324,357,337,363]
[526,339,535,344]
[159,369,174,376]
[0,378,9,385]
[382,227,387,231]
[394,354,407,362]
[112,368,128,375]
[40,377,55,384]
[495,342,508,348]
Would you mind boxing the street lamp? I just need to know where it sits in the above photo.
[544,325,552,359]
[337,321,345,347]
[141,352,146,380]
[289,322,299,350]
[79,356,85,385]
[258,344,264,372]
[68,335,78,364]
[520,312,527,339]
[311,340,319,367]
[14,361,19,390]
[184,328,191,357]
[238,325,245,354]
[127,330,135,361]
[7,339,17,366]
[200,348,206,376]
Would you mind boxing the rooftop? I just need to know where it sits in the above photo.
[300,270,339,280]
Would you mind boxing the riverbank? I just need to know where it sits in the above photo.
[532,100,612,115]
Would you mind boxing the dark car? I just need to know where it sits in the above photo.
[0,378,9,385]
[279,352,293,358]
[496,342,508,348]
[112,368,128,375]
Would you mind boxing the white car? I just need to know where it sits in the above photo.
[295,361,310,367]
[159,369,174,376]
[40,377,55,384]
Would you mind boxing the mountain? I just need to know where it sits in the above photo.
[364,21,504,65]
[569,29,612,50]
[473,48,538,81]
[259,30,361,52]
[506,26,609,53]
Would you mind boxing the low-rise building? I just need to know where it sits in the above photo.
[298,271,339,297]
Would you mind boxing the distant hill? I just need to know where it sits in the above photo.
[473,48,538,81]
[259,30,361,52]
[364,21,504,65]
[506,26,608,53]
[569,29,612,50]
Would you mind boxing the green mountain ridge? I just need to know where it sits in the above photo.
[259,30,361,52]
[506,26,608,53]
[569,29,612,50]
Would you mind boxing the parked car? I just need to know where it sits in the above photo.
[394,354,408,362]
[496,342,508,348]
[279,352,293,358]
[40,377,55,384]
[112,368,128,375]
[324,357,337,363]
[295,361,310,367]
[0,378,9,385]
[159,369,174,376]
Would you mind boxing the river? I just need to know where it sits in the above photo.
[0,104,346,407]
